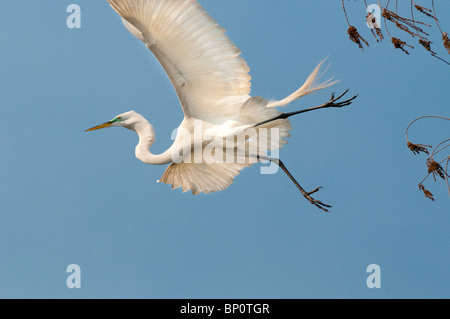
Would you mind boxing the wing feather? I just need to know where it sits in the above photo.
[159,162,249,195]
[107,0,252,122]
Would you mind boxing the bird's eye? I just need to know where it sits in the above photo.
[117,116,122,120]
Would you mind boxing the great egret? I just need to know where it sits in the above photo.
[86,0,357,212]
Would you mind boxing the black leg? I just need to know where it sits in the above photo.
[254,89,358,127]
[259,155,332,212]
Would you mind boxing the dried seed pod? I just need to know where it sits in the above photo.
[391,37,414,55]
[443,33,450,54]
[348,26,369,51]
[407,142,430,155]
[419,39,436,54]
[427,158,446,181]
[414,5,434,19]
[419,184,435,201]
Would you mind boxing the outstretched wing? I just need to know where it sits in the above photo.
[107,0,252,122]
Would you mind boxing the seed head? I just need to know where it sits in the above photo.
[419,184,435,201]
[348,26,369,51]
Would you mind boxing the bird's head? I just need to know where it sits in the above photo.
[85,110,146,132]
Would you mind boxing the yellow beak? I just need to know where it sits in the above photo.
[85,121,113,132]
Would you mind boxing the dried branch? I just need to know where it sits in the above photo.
[342,0,369,51]
[406,116,450,201]
[405,116,450,145]
[342,0,450,65]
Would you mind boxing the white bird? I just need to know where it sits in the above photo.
[86,0,357,212]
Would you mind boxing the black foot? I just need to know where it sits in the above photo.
[325,89,358,109]
[303,187,332,213]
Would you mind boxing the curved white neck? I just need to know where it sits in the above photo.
[133,121,173,165]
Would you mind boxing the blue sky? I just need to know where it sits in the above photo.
[1,0,449,298]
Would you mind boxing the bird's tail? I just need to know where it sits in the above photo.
[267,60,338,108]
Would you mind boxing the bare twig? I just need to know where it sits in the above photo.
[431,139,450,158]
[431,53,450,66]
[406,116,450,144]
[342,0,351,26]
[432,0,444,34]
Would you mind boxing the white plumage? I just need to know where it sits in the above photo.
[109,0,252,122]
[87,0,341,201]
